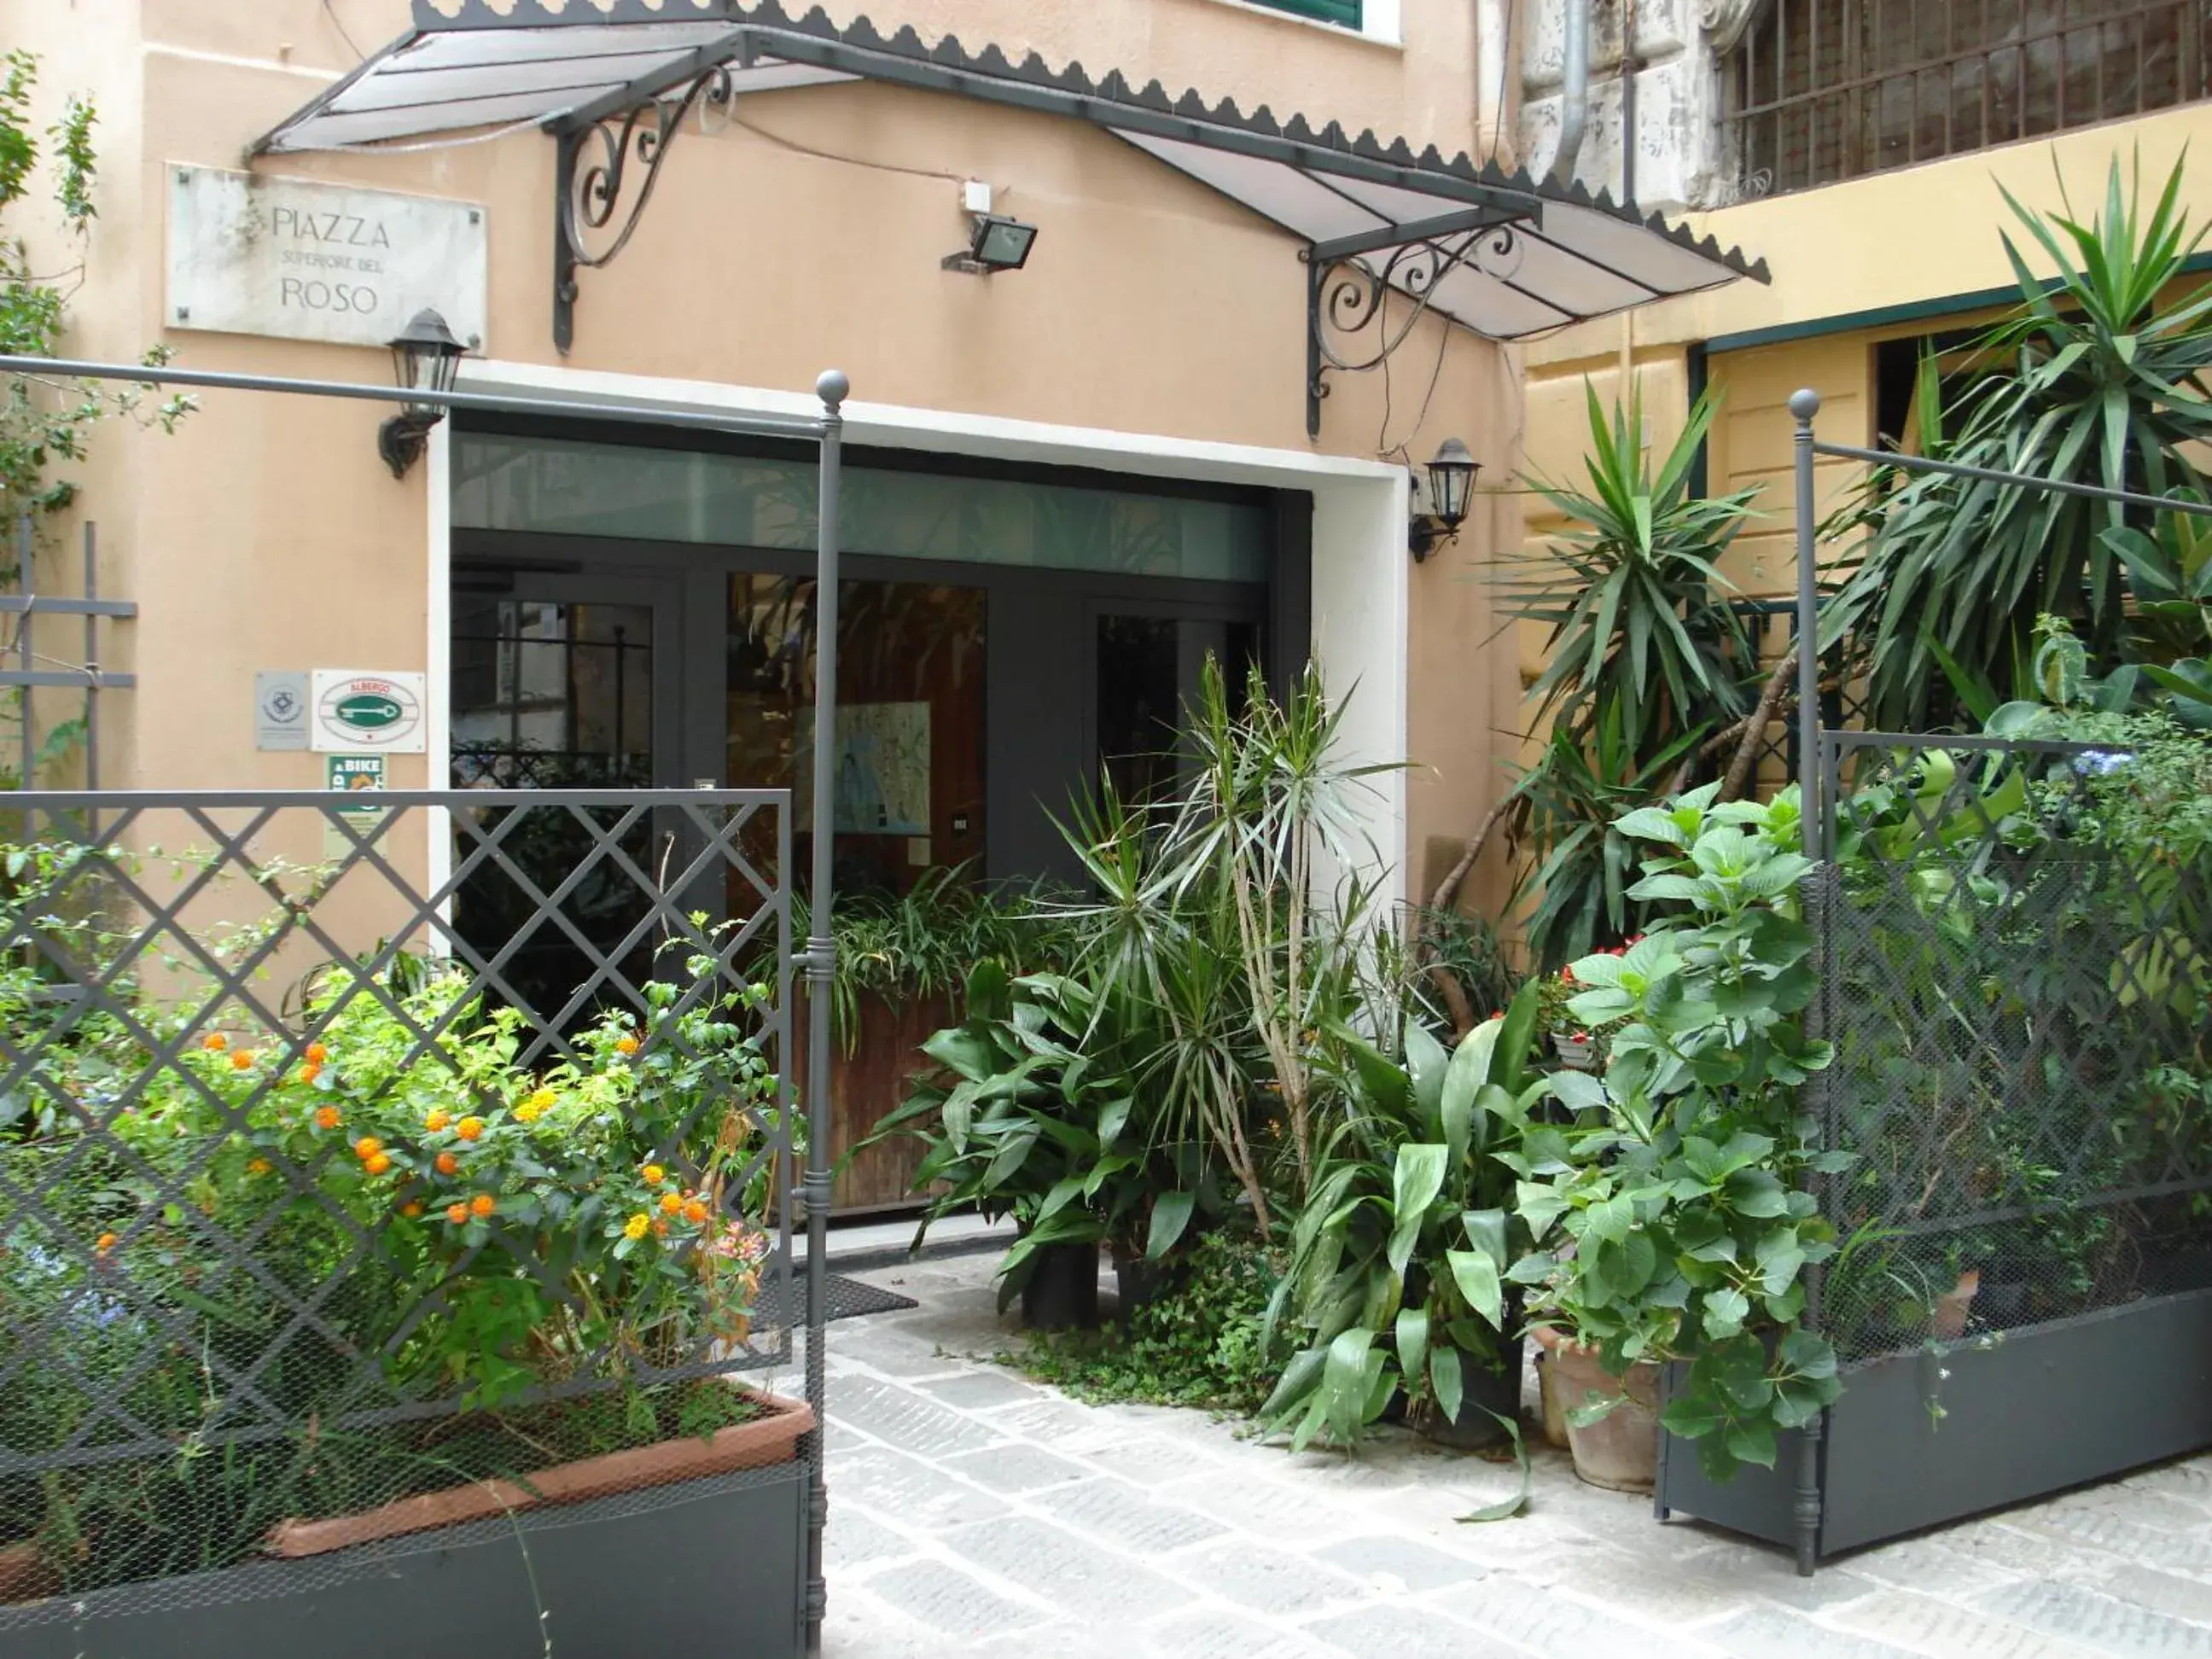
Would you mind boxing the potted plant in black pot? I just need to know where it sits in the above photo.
[876,962,1210,1330]
[1259,983,1560,1452]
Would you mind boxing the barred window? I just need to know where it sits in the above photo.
[1729,0,2212,200]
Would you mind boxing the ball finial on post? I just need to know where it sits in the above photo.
[815,370,850,413]
[1789,388,1821,423]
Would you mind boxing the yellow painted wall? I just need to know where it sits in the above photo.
[1511,97,2212,803]
[1521,100,2212,581]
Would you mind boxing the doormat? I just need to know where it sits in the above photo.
[754,1272,919,1329]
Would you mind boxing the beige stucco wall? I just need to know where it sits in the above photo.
[9,0,1532,913]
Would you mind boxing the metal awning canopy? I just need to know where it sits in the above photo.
[256,0,1767,432]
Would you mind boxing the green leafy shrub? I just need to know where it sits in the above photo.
[1507,783,1846,1481]
[797,863,1074,1050]
[876,658,1400,1289]
[1010,1230,1282,1412]
[1259,986,1557,1450]
[0,850,784,1597]
[1832,154,2212,730]
[870,961,1227,1307]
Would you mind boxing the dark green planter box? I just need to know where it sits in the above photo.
[0,1463,806,1659]
[1656,1287,2212,1559]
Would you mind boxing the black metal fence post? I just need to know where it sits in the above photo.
[800,368,847,1656]
[1788,387,1826,1575]
[1790,389,1822,859]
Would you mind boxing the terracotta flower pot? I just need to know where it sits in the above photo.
[1532,1326,1658,1493]
[1533,1348,1570,1449]
[0,1539,58,1606]
[265,1388,814,1559]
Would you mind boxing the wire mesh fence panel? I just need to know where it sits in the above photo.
[0,789,803,1625]
[1815,735,2212,1368]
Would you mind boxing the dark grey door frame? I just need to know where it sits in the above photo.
[451,523,1302,886]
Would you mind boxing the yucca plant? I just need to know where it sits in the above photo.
[1492,381,1760,761]
[2104,504,2212,728]
[1506,712,1706,974]
[1835,151,2212,731]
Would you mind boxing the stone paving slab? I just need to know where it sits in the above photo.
[818,1252,2212,1658]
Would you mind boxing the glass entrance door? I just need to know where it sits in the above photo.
[450,576,679,788]
[1094,609,1263,805]
[447,571,686,1022]
[725,572,987,901]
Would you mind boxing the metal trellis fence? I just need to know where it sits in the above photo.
[0,789,818,1649]
[1813,732,2212,1367]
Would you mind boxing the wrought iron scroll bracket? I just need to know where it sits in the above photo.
[1301,208,1532,439]
[552,67,734,355]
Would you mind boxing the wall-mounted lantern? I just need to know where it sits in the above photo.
[378,308,467,479]
[1409,437,1479,562]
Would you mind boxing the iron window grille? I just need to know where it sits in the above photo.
[1727,0,2212,201]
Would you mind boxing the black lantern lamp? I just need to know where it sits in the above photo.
[378,308,467,479]
[941,213,1039,275]
[1409,436,1480,562]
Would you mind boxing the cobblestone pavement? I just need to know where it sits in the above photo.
[801,1252,2212,1658]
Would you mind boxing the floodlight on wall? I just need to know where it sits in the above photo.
[1409,437,1480,562]
[941,213,1039,275]
[378,308,467,479]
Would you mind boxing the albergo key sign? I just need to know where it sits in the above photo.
[311,672,428,754]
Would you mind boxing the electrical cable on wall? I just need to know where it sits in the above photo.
[321,0,364,61]
[1485,0,1515,169]
[730,116,970,189]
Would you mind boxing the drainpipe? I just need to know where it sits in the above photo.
[1551,0,1591,188]
[1620,0,1638,201]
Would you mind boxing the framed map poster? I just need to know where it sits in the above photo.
[795,701,930,835]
